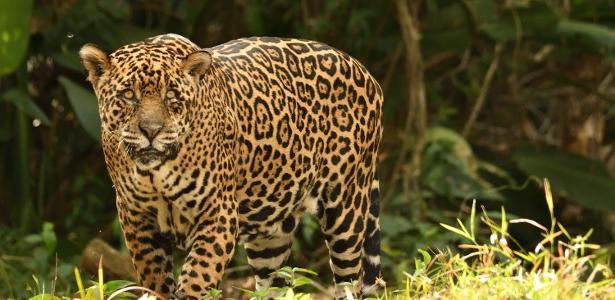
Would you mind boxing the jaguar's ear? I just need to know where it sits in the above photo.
[79,44,109,85]
[182,50,212,79]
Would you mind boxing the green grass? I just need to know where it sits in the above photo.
[18,179,615,299]
[368,179,615,300]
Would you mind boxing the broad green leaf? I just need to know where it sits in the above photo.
[557,19,615,52]
[103,280,135,295]
[292,277,313,288]
[0,0,33,75]
[28,294,62,300]
[292,267,318,276]
[58,76,101,141]
[1,89,51,125]
[425,126,473,147]
[102,280,136,298]
[513,147,615,211]
[380,213,415,236]
[421,126,504,201]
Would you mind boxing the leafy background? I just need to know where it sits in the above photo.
[2,0,615,297]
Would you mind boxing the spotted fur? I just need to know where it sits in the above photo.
[80,34,383,299]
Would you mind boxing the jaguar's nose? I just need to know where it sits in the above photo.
[139,120,163,141]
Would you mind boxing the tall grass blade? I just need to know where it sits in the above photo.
[74,267,85,300]
[501,206,507,236]
[470,199,476,241]
[543,178,555,230]
[98,257,104,300]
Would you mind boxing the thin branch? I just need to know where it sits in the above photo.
[385,0,426,204]
[51,253,58,298]
[381,42,403,95]
[462,43,502,137]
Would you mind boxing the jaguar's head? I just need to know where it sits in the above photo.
[79,34,212,169]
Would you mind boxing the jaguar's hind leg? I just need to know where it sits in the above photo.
[317,180,370,299]
[315,144,378,298]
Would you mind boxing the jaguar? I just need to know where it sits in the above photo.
[79,33,383,299]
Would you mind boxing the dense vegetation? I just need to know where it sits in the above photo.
[2,0,615,298]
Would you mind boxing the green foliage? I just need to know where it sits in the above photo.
[421,126,510,201]
[0,223,75,299]
[557,19,615,53]
[58,77,100,141]
[272,266,318,288]
[514,147,615,211]
[1,89,50,126]
[0,0,33,75]
[393,180,615,299]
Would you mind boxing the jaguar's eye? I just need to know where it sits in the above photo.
[165,89,176,99]
[121,89,134,100]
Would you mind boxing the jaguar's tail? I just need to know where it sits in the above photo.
[361,171,381,296]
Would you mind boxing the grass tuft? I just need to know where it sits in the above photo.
[379,178,615,300]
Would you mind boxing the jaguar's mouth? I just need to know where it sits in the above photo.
[123,141,180,167]
[134,146,165,164]
[137,146,163,157]
[123,143,176,165]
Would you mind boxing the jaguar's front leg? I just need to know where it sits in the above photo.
[117,199,175,298]
[175,197,238,299]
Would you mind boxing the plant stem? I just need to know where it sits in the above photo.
[462,43,502,137]
[386,0,427,209]
[16,64,32,230]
